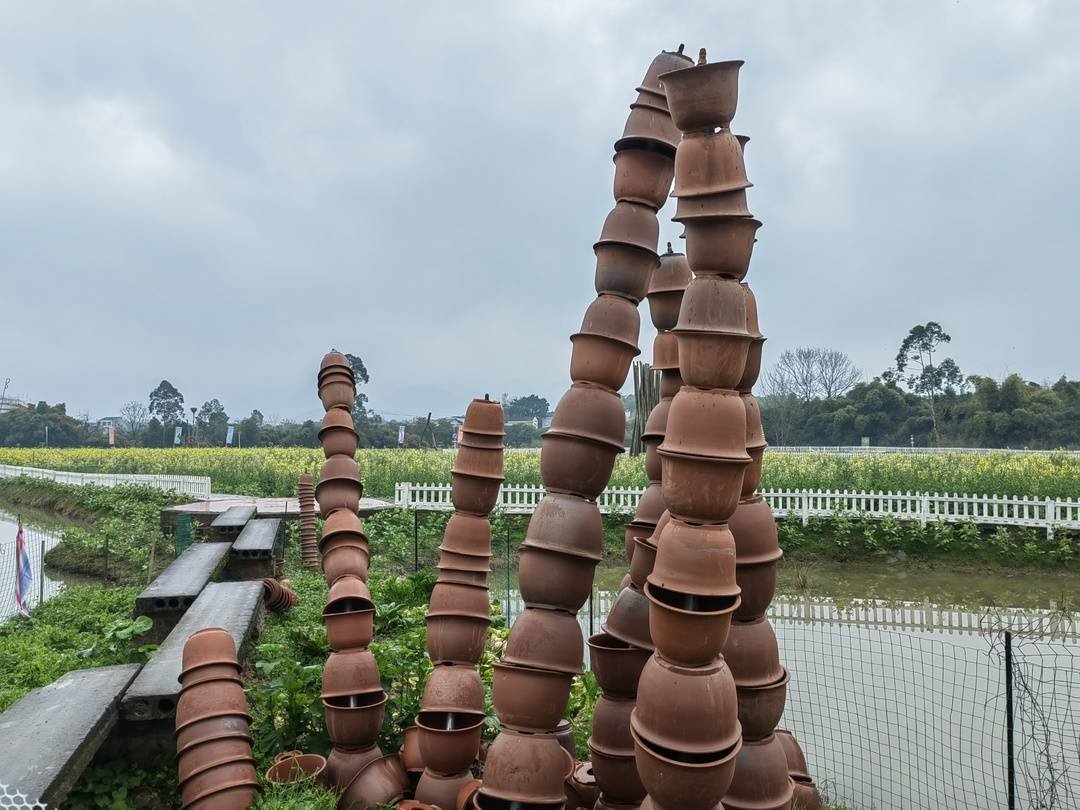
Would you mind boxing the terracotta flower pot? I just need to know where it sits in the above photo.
[594,240,660,303]
[396,801,439,810]
[174,712,250,753]
[463,395,505,437]
[644,441,662,482]
[399,725,424,774]
[339,754,409,810]
[454,444,505,481]
[321,541,371,585]
[450,470,502,517]
[323,691,388,749]
[735,560,779,621]
[436,567,488,587]
[586,632,651,698]
[422,664,485,714]
[631,718,741,810]
[634,654,741,753]
[425,614,491,665]
[458,428,505,450]
[639,46,694,94]
[322,649,382,699]
[179,756,258,809]
[722,734,795,810]
[522,492,602,560]
[325,744,382,792]
[177,735,254,778]
[321,510,368,545]
[728,496,782,565]
[437,548,492,573]
[181,628,238,676]
[590,695,636,755]
[775,728,810,779]
[546,383,626,448]
[682,216,762,279]
[662,387,748,459]
[479,729,572,805]
[319,409,359,458]
[602,584,654,651]
[176,680,248,727]
[319,350,352,374]
[440,512,493,555]
[519,545,597,612]
[456,778,483,810]
[316,456,363,518]
[588,743,646,804]
[677,275,749,333]
[570,295,641,390]
[659,57,744,131]
[673,329,752,390]
[641,399,671,448]
[265,752,327,786]
[429,582,491,620]
[612,144,676,210]
[617,103,681,153]
[629,535,658,588]
[503,607,583,675]
[672,128,750,199]
[416,710,484,775]
[646,244,692,330]
[415,769,477,809]
[649,518,739,597]
[323,579,375,651]
[491,662,573,732]
[650,331,680,372]
[737,668,790,740]
[742,393,768,494]
[659,449,748,522]
[319,379,355,412]
[660,369,684,399]
[540,432,621,500]
[595,200,660,255]
[792,777,823,810]
[674,188,752,220]
[554,719,575,760]
[633,481,667,526]
[722,617,785,687]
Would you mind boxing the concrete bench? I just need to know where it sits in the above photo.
[207,504,255,542]
[135,542,232,642]
[0,664,141,808]
[225,518,283,580]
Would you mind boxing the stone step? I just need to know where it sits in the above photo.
[135,542,232,642]
[0,664,141,808]
[226,518,283,580]
[207,504,255,542]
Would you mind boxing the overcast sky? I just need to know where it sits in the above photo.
[2,1,1077,423]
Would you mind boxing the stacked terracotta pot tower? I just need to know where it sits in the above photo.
[297,473,320,568]
[410,396,505,809]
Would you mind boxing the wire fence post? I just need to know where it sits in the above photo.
[505,518,511,624]
[1004,630,1016,810]
[38,538,45,605]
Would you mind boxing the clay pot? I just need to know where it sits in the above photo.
[463,395,505,435]
[565,763,597,809]
[319,377,356,412]
[743,394,767,490]
[179,663,242,691]
[623,519,655,560]
[322,541,371,585]
[399,725,424,774]
[322,649,382,699]
[634,654,741,753]
[602,584,654,651]
[633,481,667,525]
[339,754,409,810]
[323,576,375,650]
[722,617,785,687]
[554,719,575,760]
[612,144,676,210]
[631,719,741,810]
[522,492,602,560]
[588,743,646,804]
[775,728,810,779]
[454,444,505,481]
[425,614,490,665]
[639,47,694,93]
[320,409,359,458]
[450,470,502,517]
[396,801,439,810]
[738,668,790,740]
[659,57,744,131]
[590,695,635,755]
[660,369,684,399]
[459,428,505,450]
[316,456,363,518]
[319,351,352,374]
[503,607,583,675]
[415,769,477,809]
[618,103,681,153]
[673,332,752,390]
[177,734,254,774]
[179,756,258,808]
[262,578,298,613]
[323,691,388,749]
[174,712,251,753]
[594,241,660,303]
[662,387,748,459]
[416,710,484,775]
[674,188,752,220]
[546,383,626,448]
[423,664,485,714]
[436,567,487,588]
[736,560,778,621]
[644,441,662,481]
[641,398,671,445]
[518,545,597,612]
[437,549,492,573]
[176,680,248,726]
[618,574,632,592]
[440,512,493,555]
[570,295,642,390]
[181,628,238,677]
[677,275,749,333]
[321,510,368,545]
[649,519,739,597]
[586,632,651,698]
[540,432,621,500]
[646,246,691,331]
[650,331,680,371]
[429,582,491,620]
[722,734,795,810]
[596,201,660,255]
[265,752,327,786]
[629,535,657,588]
[325,744,382,792]
[479,729,571,805]
[682,216,762,279]
[792,777,823,810]
[659,449,748,522]
[673,129,751,197]
[729,496,782,565]
[491,662,573,732]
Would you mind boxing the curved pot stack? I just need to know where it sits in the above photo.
[298,473,319,568]
[413,396,503,800]
[175,627,257,809]
[315,352,399,805]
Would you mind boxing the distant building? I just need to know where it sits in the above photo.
[96,416,122,430]
[506,417,540,429]
[0,396,28,414]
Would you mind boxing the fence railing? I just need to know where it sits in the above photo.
[395,482,1080,538]
[767,446,1080,456]
[0,464,211,499]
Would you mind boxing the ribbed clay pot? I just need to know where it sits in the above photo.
[324,744,382,792]
[338,754,409,810]
[321,540,371,585]
[492,661,573,732]
[659,57,743,131]
[429,582,490,619]
[414,769,477,809]
[630,718,741,810]
[519,545,597,612]
[570,295,642,390]
[322,649,381,699]
[479,729,572,806]
[450,469,501,517]
[323,576,375,650]
[659,449,748,523]
[736,560,779,621]
[422,663,485,714]
[612,144,676,210]
[181,628,239,676]
[662,386,747,458]
[629,535,658,588]
[319,351,351,375]
[673,128,750,198]
[737,668,790,740]
[177,734,254,776]
[503,607,583,675]
[440,512,493,556]
[415,710,484,775]
[682,216,762,279]
[316,455,362,518]
[723,617,785,687]
[722,734,795,810]
[675,188,752,220]
[596,200,660,253]
[323,691,388,749]
[602,584,654,651]
[649,518,739,597]
[588,741,646,804]
[523,492,603,560]
[454,444,505,481]
[399,725,424,774]
[775,728,810,779]
[594,241,660,303]
[634,654,741,754]
[792,777,823,810]
[174,712,251,755]
[729,496,781,561]
[586,632,652,698]
[618,103,681,153]
[651,331,680,372]
[319,408,359,458]
[265,752,327,786]
[425,614,490,665]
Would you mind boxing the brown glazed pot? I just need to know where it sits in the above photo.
[677,275,749,334]
[399,725,424,774]
[673,129,750,197]
[675,328,753,389]
[659,449,748,522]
[737,668,790,740]
[629,535,658,588]
[319,409,359,458]
[503,607,583,675]
[454,444,505,481]
[323,691,388,749]
[440,512,493,555]
[415,769,477,809]
[602,584,655,651]
[650,331,680,372]
[735,559,779,621]
[590,695,636,755]
[722,617,785,687]
[479,729,571,805]
[518,545,597,612]
[618,103,681,153]
[491,662,573,732]
[659,57,744,131]
[612,144,676,210]
[523,492,603,560]
[594,241,660,303]
[322,649,382,699]
[729,496,783,565]
[316,455,363,518]
[674,188,752,220]
[775,728,810,779]
[324,744,382,792]
[540,432,621,500]
[415,710,484,775]
[792,777,823,810]
[587,742,646,804]
[428,582,490,619]
[422,664,485,714]
[449,470,501,517]
[631,718,741,810]
[662,387,748,459]
[586,632,652,697]
[321,541,371,585]
[641,397,671,445]
[634,653,741,753]
[682,216,763,279]
[425,614,490,665]
[339,754,409,810]
[722,734,796,810]
[595,200,660,254]
[265,752,327,786]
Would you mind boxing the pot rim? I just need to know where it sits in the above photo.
[174,710,252,736]
[176,729,254,756]
[645,580,742,616]
[520,538,603,563]
[587,737,636,760]
[318,423,359,440]
[178,752,256,786]
[671,180,754,200]
[613,136,677,159]
[569,330,643,355]
[736,665,790,693]
[450,467,505,482]
[264,752,327,784]
[425,610,492,622]
[630,716,743,769]
[592,236,661,256]
[321,691,389,709]
[658,58,745,82]
[542,427,626,453]
[340,754,407,803]
[180,777,260,807]
[415,710,486,733]
[657,444,751,464]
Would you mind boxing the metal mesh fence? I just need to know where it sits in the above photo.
[0,518,63,622]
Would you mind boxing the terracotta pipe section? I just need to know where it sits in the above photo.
[298,473,319,569]
[411,396,504,805]
[174,627,258,810]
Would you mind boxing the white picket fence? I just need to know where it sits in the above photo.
[0,464,212,499]
[767,446,1080,456]
[394,482,1080,538]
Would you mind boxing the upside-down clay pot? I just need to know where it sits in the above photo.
[492,662,573,732]
[321,510,368,545]
[736,560,779,621]
[503,607,583,675]
[323,691,388,749]
[316,455,363,518]
[554,719,575,760]
[644,440,663,482]
[415,769,478,809]
[639,46,694,94]
[631,719,741,810]
[176,680,248,726]
[437,548,492,573]
[623,520,652,562]
[178,735,254,778]
[618,103,682,153]
[415,711,484,775]
[673,328,752,390]
[651,331,680,371]
[174,712,251,755]
[673,128,750,199]
[422,664,485,714]
[425,614,491,665]
[321,540,371,585]
[319,351,352,376]
[660,368,684,399]
[629,535,658,588]
[587,741,646,804]
[729,496,783,565]
[338,754,409,810]
[519,545,597,612]
[586,632,652,698]
[570,295,642,390]
[737,668,790,740]
[454,444,505,481]
[682,216,763,279]
[678,275,749,333]
[429,583,491,619]
[612,144,676,210]
[647,244,693,331]
[722,734,796,810]
[742,393,768,493]
[547,383,627,448]
[659,56,744,131]
[319,378,356,412]
[722,617,785,687]
[324,744,382,792]
[634,481,668,525]
[659,449,748,523]
[399,726,424,774]
[602,584,655,651]
[179,756,258,809]
[436,566,488,588]
[675,187,752,220]
[323,576,375,650]
[641,397,671,445]
[775,728,810,779]
[596,200,661,254]
[634,654,741,754]
[319,408,359,458]
[181,628,239,676]
[440,512,493,555]
[523,492,603,560]
[649,518,739,597]
[738,283,766,393]
[479,729,572,805]
[663,387,748,458]
[322,649,381,698]
[540,432,622,500]
[594,241,660,303]
[460,396,506,448]
[590,695,636,754]
[450,470,502,517]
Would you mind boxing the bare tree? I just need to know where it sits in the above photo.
[817,348,861,398]
[763,346,861,401]
[120,400,149,444]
